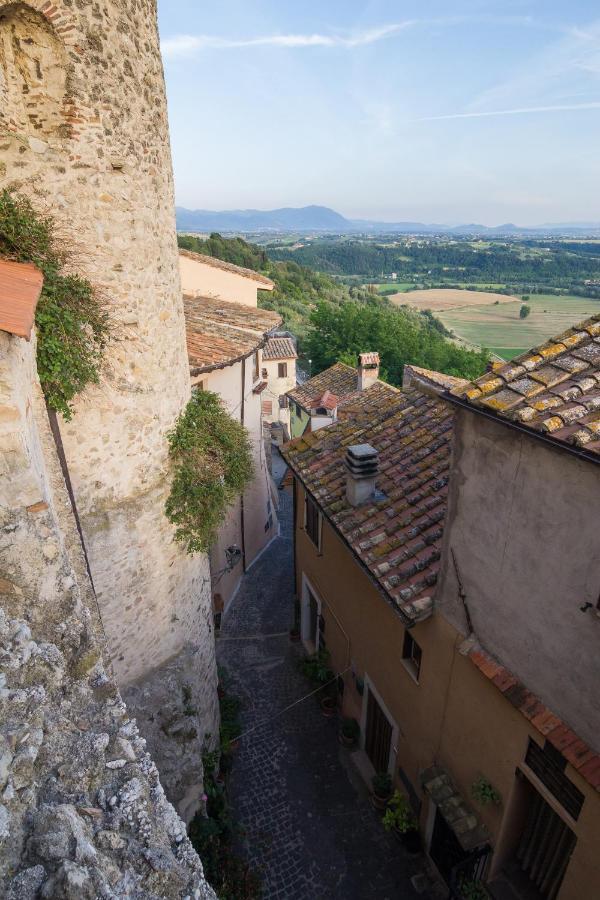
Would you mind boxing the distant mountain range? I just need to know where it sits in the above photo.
[175,204,600,238]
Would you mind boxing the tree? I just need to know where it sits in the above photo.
[520,304,531,319]
[304,300,489,384]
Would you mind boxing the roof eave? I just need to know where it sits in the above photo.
[189,331,271,376]
[443,391,600,466]
[281,460,415,627]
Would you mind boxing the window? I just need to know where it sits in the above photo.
[402,631,422,682]
[261,367,268,379]
[253,352,260,381]
[279,395,288,409]
[305,495,320,548]
[262,399,273,415]
[278,362,288,378]
[524,739,584,820]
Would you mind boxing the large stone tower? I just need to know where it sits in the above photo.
[0,0,218,820]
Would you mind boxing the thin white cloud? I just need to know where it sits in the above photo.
[419,101,600,121]
[161,23,413,60]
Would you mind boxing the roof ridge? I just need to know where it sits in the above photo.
[179,248,274,287]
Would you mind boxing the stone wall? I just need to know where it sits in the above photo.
[0,329,216,898]
[0,0,219,817]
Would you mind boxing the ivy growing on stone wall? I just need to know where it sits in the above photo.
[165,390,254,554]
[0,190,110,419]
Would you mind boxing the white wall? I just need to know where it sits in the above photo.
[193,349,277,612]
[261,357,297,428]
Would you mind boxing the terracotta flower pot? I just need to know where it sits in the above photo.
[320,695,336,717]
[289,629,301,643]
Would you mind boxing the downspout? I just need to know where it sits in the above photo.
[292,476,297,597]
[240,357,247,572]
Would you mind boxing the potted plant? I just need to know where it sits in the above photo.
[371,772,392,810]
[339,717,360,747]
[289,623,301,642]
[382,790,421,852]
[457,878,489,900]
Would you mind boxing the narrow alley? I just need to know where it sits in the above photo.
[217,452,438,900]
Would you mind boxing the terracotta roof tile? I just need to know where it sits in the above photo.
[469,644,600,793]
[451,314,600,458]
[179,248,274,288]
[262,337,297,360]
[184,294,281,373]
[0,260,44,340]
[287,362,359,412]
[282,383,453,623]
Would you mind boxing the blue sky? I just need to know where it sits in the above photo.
[158,1,600,225]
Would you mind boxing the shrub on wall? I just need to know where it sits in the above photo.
[0,190,110,419]
[165,390,254,553]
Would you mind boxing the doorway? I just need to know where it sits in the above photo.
[513,784,576,900]
[301,575,321,653]
[364,687,392,774]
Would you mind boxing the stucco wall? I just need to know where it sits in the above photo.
[194,352,277,611]
[290,402,310,439]
[294,482,600,899]
[179,255,260,306]
[0,330,216,896]
[261,358,296,427]
[438,409,600,752]
[0,0,218,815]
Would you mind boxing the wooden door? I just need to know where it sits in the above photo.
[308,588,318,647]
[365,688,392,774]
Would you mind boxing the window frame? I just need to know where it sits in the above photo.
[401,631,422,683]
[304,493,321,550]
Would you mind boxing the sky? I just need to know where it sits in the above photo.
[158,1,600,225]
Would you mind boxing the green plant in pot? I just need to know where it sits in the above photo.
[382,790,421,852]
[458,878,489,900]
[371,772,392,810]
[339,717,360,747]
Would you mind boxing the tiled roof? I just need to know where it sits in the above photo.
[0,260,44,340]
[287,362,359,412]
[263,337,298,360]
[336,381,401,419]
[282,383,453,623]
[450,315,600,458]
[179,248,274,288]
[403,364,468,394]
[464,639,600,792]
[311,390,338,410]
[184,294,281,373]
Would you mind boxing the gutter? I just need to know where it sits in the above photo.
[444,392,600,467]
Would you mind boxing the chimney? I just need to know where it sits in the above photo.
[345,443,379,507]
[357,352,380,391]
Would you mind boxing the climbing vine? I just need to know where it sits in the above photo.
[165,390,254,553]
[0,189,110,419]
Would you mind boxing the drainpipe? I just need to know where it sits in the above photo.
[240,357,247,572]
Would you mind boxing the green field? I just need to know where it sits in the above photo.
[437,293,600,358]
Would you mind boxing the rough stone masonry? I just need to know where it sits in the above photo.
[0,0,219,823]
[0,327,216,897]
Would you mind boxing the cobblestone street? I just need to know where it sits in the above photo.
[217,452,437,899]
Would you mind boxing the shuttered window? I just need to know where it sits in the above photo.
[305,495,320,548]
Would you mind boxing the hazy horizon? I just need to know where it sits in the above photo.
[159,1,600,226]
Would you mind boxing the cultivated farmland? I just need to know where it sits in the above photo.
[391,288,519,311]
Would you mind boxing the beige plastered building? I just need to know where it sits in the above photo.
[180,250,280,613]
[283,333,600,900]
